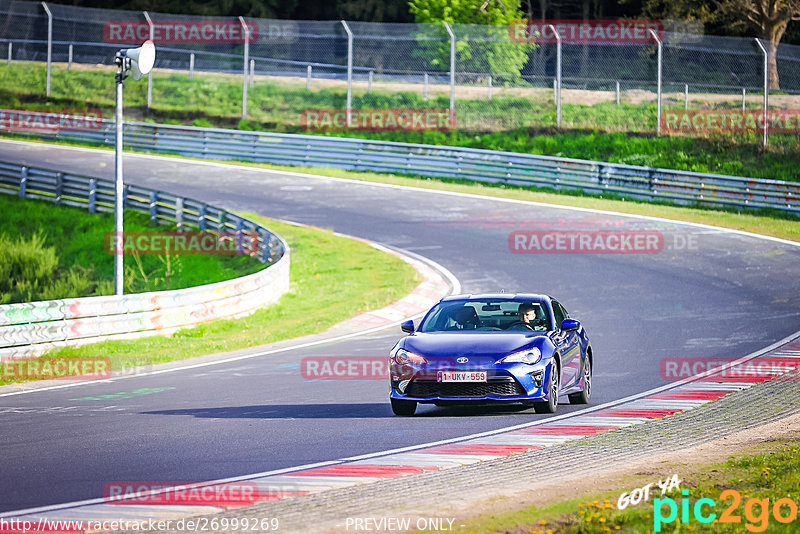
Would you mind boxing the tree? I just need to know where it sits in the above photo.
[408,0,535,78]
[642,0,800,88]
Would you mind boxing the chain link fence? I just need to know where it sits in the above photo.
[2,0,800,141]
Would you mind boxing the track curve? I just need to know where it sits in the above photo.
[0,139,798,513]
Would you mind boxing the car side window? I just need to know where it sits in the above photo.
[552,300,566,329]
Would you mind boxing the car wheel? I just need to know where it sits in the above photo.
[534,363,559,414]
[568,356,592,405]
[391,398,417,416]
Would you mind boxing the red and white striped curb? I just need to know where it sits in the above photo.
[5,340,798,530]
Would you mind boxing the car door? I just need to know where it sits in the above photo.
[552,300,581,390]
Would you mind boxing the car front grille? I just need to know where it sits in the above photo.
[405,378,525,398]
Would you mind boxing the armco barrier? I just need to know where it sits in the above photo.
[0,160,290,359]
[2,114,798,214]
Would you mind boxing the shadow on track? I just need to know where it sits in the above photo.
[142,403,544,419]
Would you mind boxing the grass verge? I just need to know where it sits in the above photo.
[2,62,799,181]
[0,194,262,303]
[438,439,800,533]
[0,215,420,386]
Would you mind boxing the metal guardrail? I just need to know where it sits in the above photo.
[0,160,290,359]
[4,115,798,214]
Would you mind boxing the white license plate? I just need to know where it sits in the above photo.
[437,371,487,382]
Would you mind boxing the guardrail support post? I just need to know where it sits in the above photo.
[198,204,207,231]
[239,16,250,120]
[545,24,561,127]
[19,167,27,198]
[88,178,96,213]
[755,38,769,148]
[143,11,154,110]
[649,29,662,135]
[55,172,62,204]
[41,2,52,97]
[218,210,226,231]
[123,184,130,209]
[149,191,158,225]
[341,20,353,127]
[175,197,183,231]
[443,22,456,128]
[189,53,194,81]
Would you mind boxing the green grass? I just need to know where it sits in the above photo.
[0,215,419,385]
[428,440,800,533]
[3,62,800,182]
[0,194,262,303]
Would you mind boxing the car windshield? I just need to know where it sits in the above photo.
[417,299,551,333]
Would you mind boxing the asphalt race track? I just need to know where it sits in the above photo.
[1,140,799,514]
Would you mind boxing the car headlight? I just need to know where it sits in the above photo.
[500,347,542,365]
[392,348,429,365]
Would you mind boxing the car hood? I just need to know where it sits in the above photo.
[402,332,543,360]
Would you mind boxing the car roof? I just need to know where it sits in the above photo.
[441,293,552,303]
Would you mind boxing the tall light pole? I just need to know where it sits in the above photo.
[114,40,155,296]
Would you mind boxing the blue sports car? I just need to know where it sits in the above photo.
[389,294,592,416]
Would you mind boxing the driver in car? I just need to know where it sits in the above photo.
[506,303,543,330]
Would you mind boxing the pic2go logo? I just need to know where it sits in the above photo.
[654,489,799,532]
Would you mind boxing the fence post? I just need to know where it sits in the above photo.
[424,72,429,100]
[616,80,620,105]
[742,87,746,111]
[755,38,769,148]
[189,53,194,80]
[306,65,312,90]
[488,74,492,99]
[143,11,154,110]
[443,22,455,128]
[545,24,561,127]
[239,16,250,120]
[684,84,688,110]
[7,42,11,65]
[175,197,183,231]
[149,191,158,224]
[88,178,96,213]
[55,172,62,204]
[249,58,254,87]
[41,2,52,97]
[341,20,353,127]
[649,29,662,135]
[368,70,373,93]
[19,167,27,198]
[68,43,73,71]
[198,204,207,231]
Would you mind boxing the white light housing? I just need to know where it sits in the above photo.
[500,347,542,365]
[125,40,155,80]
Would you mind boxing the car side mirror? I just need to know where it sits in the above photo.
[561,318,580,332]
[401,320,415,334]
